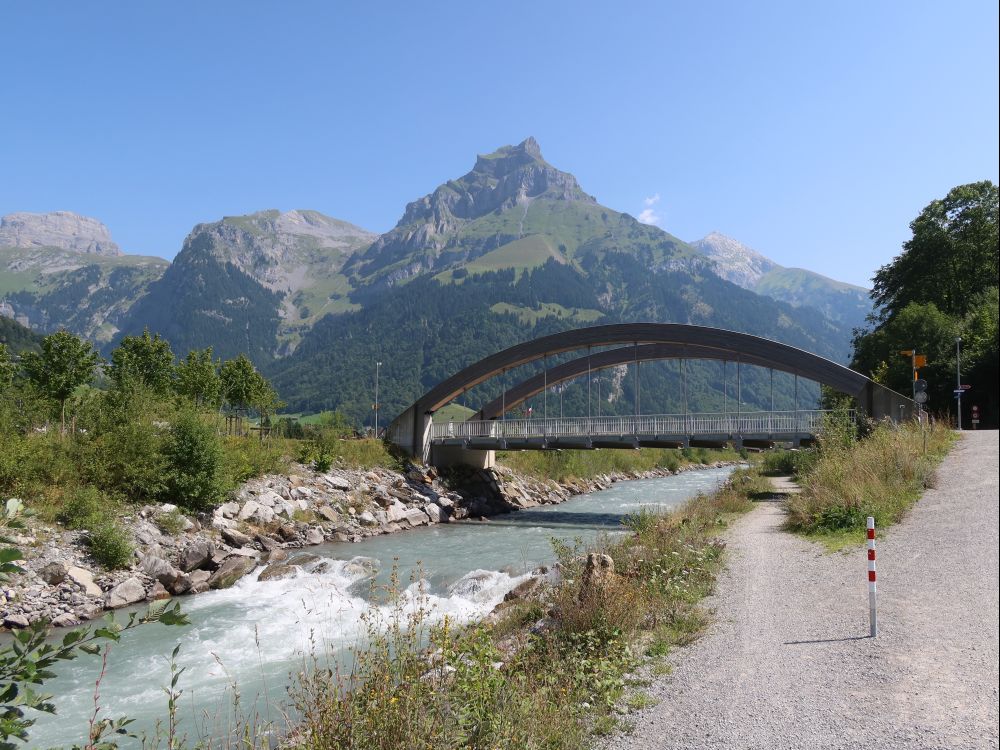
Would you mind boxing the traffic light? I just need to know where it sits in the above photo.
[913,379,929,404]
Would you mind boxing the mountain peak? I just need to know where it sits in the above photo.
[0,211,121,256]
[473,137,545,175]
[692,232,776,287]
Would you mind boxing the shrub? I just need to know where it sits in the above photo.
[785,420,954,542]
[76,420,167,503]
[163,412,226,511]
[57,485,107,530]
[88,521,134,569]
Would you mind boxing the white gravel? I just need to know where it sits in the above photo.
[602,430,999,750]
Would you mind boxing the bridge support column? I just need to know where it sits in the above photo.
[430,445,496,470]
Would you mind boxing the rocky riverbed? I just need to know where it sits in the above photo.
[2,460,731,629]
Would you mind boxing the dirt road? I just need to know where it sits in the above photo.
[603,430,999,750]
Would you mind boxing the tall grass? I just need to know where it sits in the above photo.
[284,466,760,749]
[785,419,954,545]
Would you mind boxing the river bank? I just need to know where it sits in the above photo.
[1,456,737,629]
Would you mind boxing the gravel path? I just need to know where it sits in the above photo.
[603,430,999,750]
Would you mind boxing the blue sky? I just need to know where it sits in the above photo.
[2,1,997,287]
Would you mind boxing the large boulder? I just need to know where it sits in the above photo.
[105,577,146,609]
[140,554,182,587]
[39,561,68,585]
[402,508,429,527]
[221,528,253,548]
[66,565,102,597]
[208,556,257,590]
[180,539,214,572]
[257,563,300,582]
[304,528,325,545]
[3,614,29,629]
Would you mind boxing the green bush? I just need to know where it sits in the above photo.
[221,434,289,485]
[163,412,226,511]
[57,485,107,530]
[761,449,817,477]
[75,420,167,503]
[88,521,134,569]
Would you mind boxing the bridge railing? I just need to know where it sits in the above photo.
[431,410,846,441]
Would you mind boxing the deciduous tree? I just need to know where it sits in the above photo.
[107,329,175,395]
[19,330,99,433]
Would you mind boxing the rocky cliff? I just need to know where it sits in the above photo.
[0,211,122,256]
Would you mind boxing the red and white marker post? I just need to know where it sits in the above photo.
[867,516,878,637]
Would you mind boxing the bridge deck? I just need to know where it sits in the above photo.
[431,410,839,450]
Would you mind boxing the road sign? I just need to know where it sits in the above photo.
[960,384,972,390]
[914,354,927,368]
[915,391,929,404]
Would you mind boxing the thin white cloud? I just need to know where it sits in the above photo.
[638,193,662,225]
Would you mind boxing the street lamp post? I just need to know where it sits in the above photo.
[374,361,382,437]
[955,337,962,430]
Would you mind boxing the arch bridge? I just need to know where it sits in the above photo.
[386,323,914,467]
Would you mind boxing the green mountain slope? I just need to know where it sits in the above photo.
[115,210,375,358]
[0,212,168,342]
[0,314,43,353]
[273,139,849,423]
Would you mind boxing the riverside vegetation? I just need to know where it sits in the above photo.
[1,405,953,747]
[0,329,961,749]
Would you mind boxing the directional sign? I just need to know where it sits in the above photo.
[960,384,972,390]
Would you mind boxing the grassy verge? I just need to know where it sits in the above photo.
[499,446,743,482]
[286,465,764,749]
[784,419,954,549]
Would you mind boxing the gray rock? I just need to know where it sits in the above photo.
[402,508,429,527]
[105,577,146,609]
[256,534,281,552]
[3,613,29,629]
[221,528,253,547]
[304,528,325,545]
[147,582,171,601]
[257,563,300,582]
[76,602,104,621]
[323,474,351,491]
[39,561,68,585]
[140,555,182,587]
[316,505,339,523]
[237,501,264,521]
[51,612,80,627]
[180,539,214,572]
[425,504,444,524]
[188,570,211,587]
[357,511,378,526]
[208,556,257,590]
[66,566,102,597]
[216,501,240,519]
[169,574,192,595]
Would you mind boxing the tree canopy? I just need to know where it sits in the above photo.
[106,329,175,394]
[872,180,998,321]
[855,181,999,426]
[19,330,100,431]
